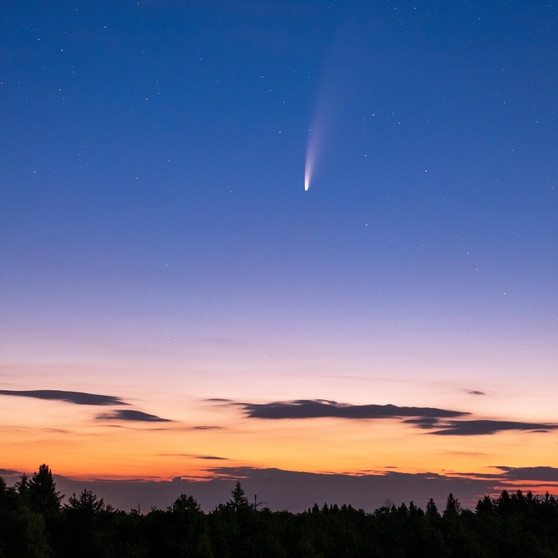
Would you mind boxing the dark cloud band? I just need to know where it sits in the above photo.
[430,420,558,436]
[96,409,171,422]
[240,399,468,420]
[0,389,126,406]
[496,466,558,481]
[235,399,556,437]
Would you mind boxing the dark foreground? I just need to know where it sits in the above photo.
[1,465,558,558]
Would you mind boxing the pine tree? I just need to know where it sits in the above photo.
[443,493,461,517]
[227,482,250,513]
[426,498,439,518]
[27,464,62,518]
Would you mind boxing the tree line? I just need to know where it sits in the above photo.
[1,464,558,557]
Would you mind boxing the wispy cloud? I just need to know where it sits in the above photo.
[429,420,558,436]
[238,399,468,420]
[96,410,171,422]
[467,390,486,396]
[192,426,223,431]
[0,389,126,406]
[158,453,229,461]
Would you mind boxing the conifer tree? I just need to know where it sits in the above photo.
[27,464,62,518]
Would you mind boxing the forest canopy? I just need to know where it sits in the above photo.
[1,465,558,558]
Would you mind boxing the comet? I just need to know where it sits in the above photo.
[304,55,340,191]
[303,27,358,191]
[304,124,320,192]
[304,162,312,192]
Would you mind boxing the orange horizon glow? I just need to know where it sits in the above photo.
[2,394,558,486]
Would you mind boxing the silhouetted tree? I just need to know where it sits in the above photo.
[66,489,106,514]
[16,472,30,497]
[476,495,494,514]
[5,464,558,558]
[443,493,461,517]
[426,498,440,518]
[227,482,251,513]
[0,476,51,558]
[27,464,62,519]
[52,488,114,558]
[168,494,213,557]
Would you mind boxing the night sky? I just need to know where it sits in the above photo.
[1,0,558,511]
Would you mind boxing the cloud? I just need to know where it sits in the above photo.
[229,398,556,437]
[0,468,21,476]
[158,453,229,461]
[0,389,175,425]
[238,399,468,420]
[96,410,171,422]
[467,390,486,396]
[0,389,127,406]
[192,426,223,431]
[429,420,558,436]
[403,417,441,427]
[495,466,558,482]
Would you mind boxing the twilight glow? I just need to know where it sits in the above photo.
[1,1,558,512]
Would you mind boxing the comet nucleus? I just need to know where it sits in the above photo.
[304,163,311,191]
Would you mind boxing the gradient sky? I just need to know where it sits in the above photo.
[1,0,558,511]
